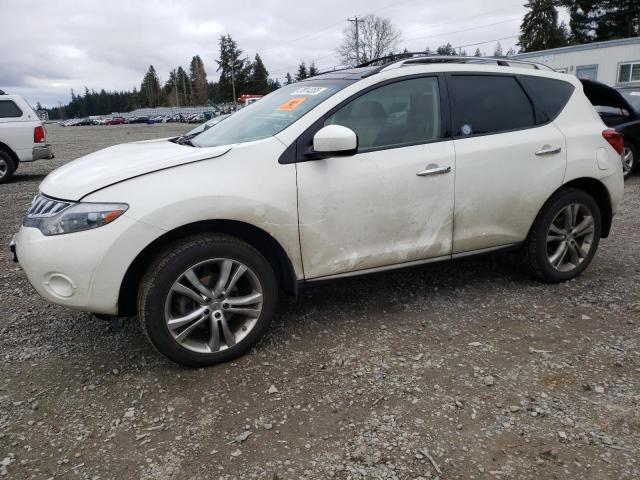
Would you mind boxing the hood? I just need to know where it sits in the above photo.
[40,138,232,201]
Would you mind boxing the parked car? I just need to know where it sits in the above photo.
[105,117,125,125]
[185,114,230,136]
[581,79,640,178]
[12,57,624,366]
[0,93,54,183]
[126,116,150,124]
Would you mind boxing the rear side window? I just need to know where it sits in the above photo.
[450,75,535,137]
[0,100,23,118]
[518,76,574,123]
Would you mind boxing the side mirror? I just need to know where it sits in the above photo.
[312,125,358,157]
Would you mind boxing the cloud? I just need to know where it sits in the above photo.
[1,0,529,107]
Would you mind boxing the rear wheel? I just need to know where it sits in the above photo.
[522,188,601,283]
[138,234,278,367]
[622,142,636,178]
[0,150,16,184]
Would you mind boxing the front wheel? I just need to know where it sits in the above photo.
[138,234,278,367]
[522,188,602,283]
[622,142,636,178]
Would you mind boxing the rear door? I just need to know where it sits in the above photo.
[449,74,569,254]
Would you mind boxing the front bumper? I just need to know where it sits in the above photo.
[31,144,55,161]
[13,215,165,315]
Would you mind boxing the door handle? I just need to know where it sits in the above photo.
[416,165,452,177]
[535,146,562,156]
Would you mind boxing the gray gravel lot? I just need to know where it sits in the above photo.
[1,123,639,479]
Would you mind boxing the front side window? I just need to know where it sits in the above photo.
[193,80,352,148]
[450,75,535,137]
[0,100,23,118]
[325,77,441,152]
[618,62,640,83]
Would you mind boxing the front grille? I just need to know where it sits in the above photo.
[24,194,74,219]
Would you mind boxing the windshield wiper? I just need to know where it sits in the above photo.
[174,134,198,147]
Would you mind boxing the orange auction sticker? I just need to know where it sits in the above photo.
[277,97,306,111]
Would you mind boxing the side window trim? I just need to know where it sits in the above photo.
[279,73,452,164]
[0,100,24,119]
[444,72,539,140]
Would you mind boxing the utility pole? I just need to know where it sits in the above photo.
[348,17,362,65]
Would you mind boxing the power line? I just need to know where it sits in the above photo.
[403,17,521,43]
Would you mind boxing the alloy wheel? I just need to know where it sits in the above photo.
[622,146,634,177]
[546,203,595,272]
[164,258,264,354]
[0,158,7,179]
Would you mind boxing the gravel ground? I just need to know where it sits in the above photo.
[1,124,639,480]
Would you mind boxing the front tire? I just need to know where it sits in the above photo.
[0,150,16,184]
[138,234,278,367]
[522,188,601,283]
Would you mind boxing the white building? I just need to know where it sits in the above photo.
[514,37,640,87]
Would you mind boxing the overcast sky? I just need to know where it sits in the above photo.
[2,0,564,107]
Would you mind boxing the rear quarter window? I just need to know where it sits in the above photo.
[0,100,23,118]
[518,76,575,123]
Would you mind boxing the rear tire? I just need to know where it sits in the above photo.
[622,142,636,178]
[522,188,601,283]
[138,234,278,367]
[0,150,16,184]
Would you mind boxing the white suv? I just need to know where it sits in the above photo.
[0,93,54,183]
[12,57,624,366]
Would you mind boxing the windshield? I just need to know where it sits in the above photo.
[193,80,352,147]
[187,114,230,136]
[619,89,640,112]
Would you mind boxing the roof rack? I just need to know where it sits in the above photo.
[357,52,555,72]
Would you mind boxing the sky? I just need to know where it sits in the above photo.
[1,0,565,107]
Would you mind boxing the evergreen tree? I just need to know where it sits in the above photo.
[308,62,319,77]
[249,54,270,94]
[189,55,208,105]
[436,43,457,55]
[518,0,569,52]
[216,34,250,102]
[295,62,308,81]
[474,48,482,56]
[35,101,43,111]
[560,0,639,43]
[176,67,191,106]
[493,42,504,57]
[285,72,294,85]
[139,65,162,108]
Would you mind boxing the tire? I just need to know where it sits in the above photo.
[0,149,16,184]
[522,188,601,283]
[622,142,636,179]
[138,234,278,367]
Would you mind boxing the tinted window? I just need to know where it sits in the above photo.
[450,75,535,137]
[0,100,23,118]
[518,75,574,123]
[325,77,441,152]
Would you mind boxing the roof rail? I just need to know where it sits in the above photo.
[357,52,555,72]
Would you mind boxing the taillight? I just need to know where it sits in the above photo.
[34,126,45,143]
[602,129,624,155]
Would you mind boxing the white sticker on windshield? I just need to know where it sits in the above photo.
[630,91,640,96]
[291,87,327,96]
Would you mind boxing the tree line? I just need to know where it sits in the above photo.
[43,0,638,119]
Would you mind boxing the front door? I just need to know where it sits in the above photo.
[296,76,456,279]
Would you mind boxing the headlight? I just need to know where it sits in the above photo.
[23,194,128,236]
